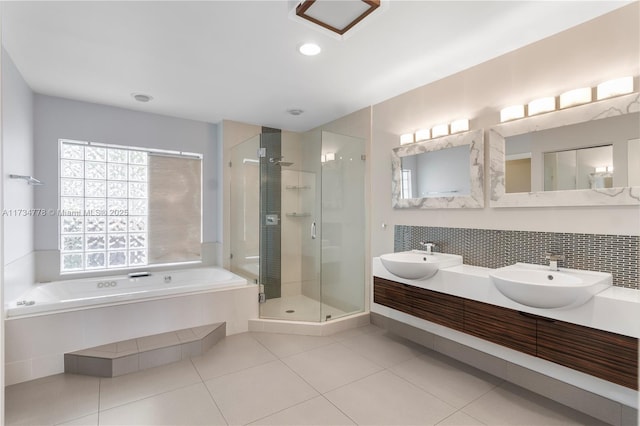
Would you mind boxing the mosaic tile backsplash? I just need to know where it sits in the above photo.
[394,225,639,290]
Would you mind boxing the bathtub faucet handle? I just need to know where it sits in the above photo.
[128,271,150,279]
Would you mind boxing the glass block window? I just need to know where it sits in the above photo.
[60,140,149,272]
[60,139,203,274]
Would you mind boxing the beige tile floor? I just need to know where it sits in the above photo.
[5,324,607,426]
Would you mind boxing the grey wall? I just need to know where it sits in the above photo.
[34,94,219,255]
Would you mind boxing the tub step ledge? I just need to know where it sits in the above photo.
[64,322,226,377]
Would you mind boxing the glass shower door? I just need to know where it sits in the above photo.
[229,135,260,285]
[319,131,365,321]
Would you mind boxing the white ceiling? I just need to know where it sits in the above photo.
[1,1,629,132]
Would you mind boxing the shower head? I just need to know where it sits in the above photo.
[269,157,294,167]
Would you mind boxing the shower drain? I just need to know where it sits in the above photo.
[285,310,295,313]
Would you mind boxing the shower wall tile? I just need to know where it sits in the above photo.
[394,225,639,289]
[260,128,282,299]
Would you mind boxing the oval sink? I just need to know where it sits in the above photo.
[489,263,612,309]
[380,251,463,280]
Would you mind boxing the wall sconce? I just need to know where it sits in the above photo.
[450,119,469,134]
[325,152,336,161]
[559,87,592,109]
[500,105,525,122]
[400,133,414,145]
[597,76,633,100]
[431,124,449,138]
[415,129,430,142]
[527,97,556,116]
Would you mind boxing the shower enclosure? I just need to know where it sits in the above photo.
[230,130,365,322]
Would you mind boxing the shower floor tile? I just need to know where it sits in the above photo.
[259,294,349,322]
[5,324,611,426]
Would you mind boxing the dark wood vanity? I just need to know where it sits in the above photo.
[374,276,638,389]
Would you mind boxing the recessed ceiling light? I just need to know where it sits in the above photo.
[287,108,304,116]
[131,92,153,103]
[298,43,321,56]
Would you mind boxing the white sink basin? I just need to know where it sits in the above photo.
[489,263,612,309]
[379,250,463,280]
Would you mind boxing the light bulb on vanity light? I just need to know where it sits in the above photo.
[527,97,556,116]
[431,124,449,138]
[450,119,469,134]
[400,133,414,145]
[500,105,525,122]
[597,76,634,100]
[559,87,592,109]
[415,129,431,142]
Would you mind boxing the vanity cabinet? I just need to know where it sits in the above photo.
[373,276,638,390]
[373,277,464,331]
[537,319,638,389]
[463,300,537,356]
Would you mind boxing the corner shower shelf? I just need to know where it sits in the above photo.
[286,212,311,217]
[64,322,225,377]
[285,185,311,190]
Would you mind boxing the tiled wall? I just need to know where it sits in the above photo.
[394,225,639,289]
[260,127,282,299]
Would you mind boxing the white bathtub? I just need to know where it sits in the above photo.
[6,267,247,318]
[5,266,258,384]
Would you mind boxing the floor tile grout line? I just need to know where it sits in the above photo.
[95,361,203,414]
[243,393,321,426]
[318,394,359,426]
[190,357,231,426]
[191,334,278,381]
[96,380,205,418]
[249,331,338,360]
[97,375,102,426]
[433,407,488,426]
[384,367,458,412]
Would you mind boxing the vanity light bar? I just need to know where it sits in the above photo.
[400,118,472,145]
[500,76,635,123]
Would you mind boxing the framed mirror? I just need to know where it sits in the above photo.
[392,129,484,208]
[490,92,639,207]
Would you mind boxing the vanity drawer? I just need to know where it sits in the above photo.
[373,277,464,330]
[373,277,413,315]
[410,285,464,331]
[463,300,537,356]
[537,319,638,390]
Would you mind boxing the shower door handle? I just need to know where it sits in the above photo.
[311,221,317,239]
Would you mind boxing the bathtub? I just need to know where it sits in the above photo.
[6,267,247,318]
[5,266,259,384]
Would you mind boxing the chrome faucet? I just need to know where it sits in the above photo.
[419,241,437,255]
[545,253,565,271]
